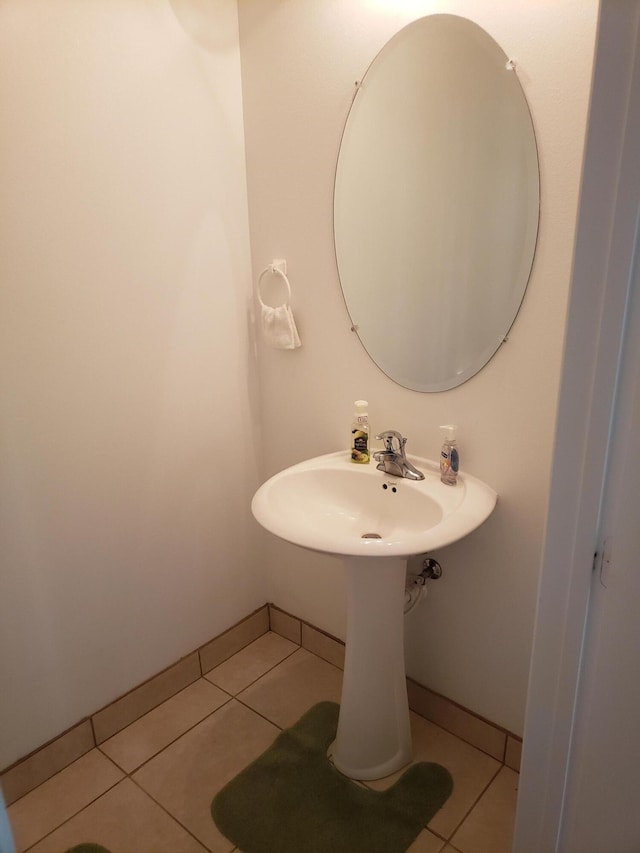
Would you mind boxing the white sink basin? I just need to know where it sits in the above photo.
[251,449,497,781]
[251,450,497,558]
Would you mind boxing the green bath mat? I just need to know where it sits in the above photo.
[64,846,111,853]
[211,701,453,853]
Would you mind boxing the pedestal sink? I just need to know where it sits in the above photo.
[251,451,497,780]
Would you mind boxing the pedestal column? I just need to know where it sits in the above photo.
[330,556,412,780]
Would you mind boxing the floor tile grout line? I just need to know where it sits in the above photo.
[425,827,449,845]
[212,637,340,730]
[202,642,508,827]
[14,640,514,852]
[21,775,124,853]
[89,715,98,752]
[105,692,236,777]
[6,619,514,795]
[232,695,287,732]
[30,640,303,801]
[296,627,517,762]
[92,637,302,779]
[14,683,242,845]
[20,711,230,852]
[246,645,509,774]
[126,774,213,852]
[442,762,504,844]
[91,668,204,749]
[112,664,300,781]
[203,640,302,698]
[92,699,251,852]
[196,609,271,677]
[408,712,507,767]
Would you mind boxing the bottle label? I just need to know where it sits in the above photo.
[352,429,369,463]
[354,434,368,452]
[440,446,458,483]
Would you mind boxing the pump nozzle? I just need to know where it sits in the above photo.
[440,424,457,441]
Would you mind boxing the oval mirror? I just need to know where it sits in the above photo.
[334,15,539,392]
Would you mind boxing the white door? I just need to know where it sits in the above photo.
[514,5,640,850]
[557,8,640,846]
[558,207,640,852]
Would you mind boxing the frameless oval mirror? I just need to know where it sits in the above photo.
[334,15,539,392]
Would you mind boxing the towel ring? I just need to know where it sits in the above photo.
[257,265,292,309]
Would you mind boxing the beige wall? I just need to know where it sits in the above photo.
[239,0,599,735]
[0,0,265,769]
[0,0,599,770]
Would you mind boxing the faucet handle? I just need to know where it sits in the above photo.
[375,430,406,454]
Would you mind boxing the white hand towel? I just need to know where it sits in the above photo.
[261,303,302,349]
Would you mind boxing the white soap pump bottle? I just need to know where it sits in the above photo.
[439,424,459,485]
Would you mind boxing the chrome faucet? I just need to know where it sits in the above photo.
[373,430,425,480]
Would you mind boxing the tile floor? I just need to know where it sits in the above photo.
[6,632,518,852]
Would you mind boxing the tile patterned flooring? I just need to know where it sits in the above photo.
[7,632,517,852]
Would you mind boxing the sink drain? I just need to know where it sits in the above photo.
[362,532,382,539]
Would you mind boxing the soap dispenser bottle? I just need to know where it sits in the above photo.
[351,400,370,463]
[440,424,459,485]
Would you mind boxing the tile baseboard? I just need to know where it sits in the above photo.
[1,605,270,805]
[505,734,523,771]
[92,654,202,745]
[406,677,507,763]
[268,603,523,770]
[0,721,95,808]
[200,606,270,674]
[1,601,521,806]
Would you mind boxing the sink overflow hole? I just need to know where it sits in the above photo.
[362,532,382,539]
